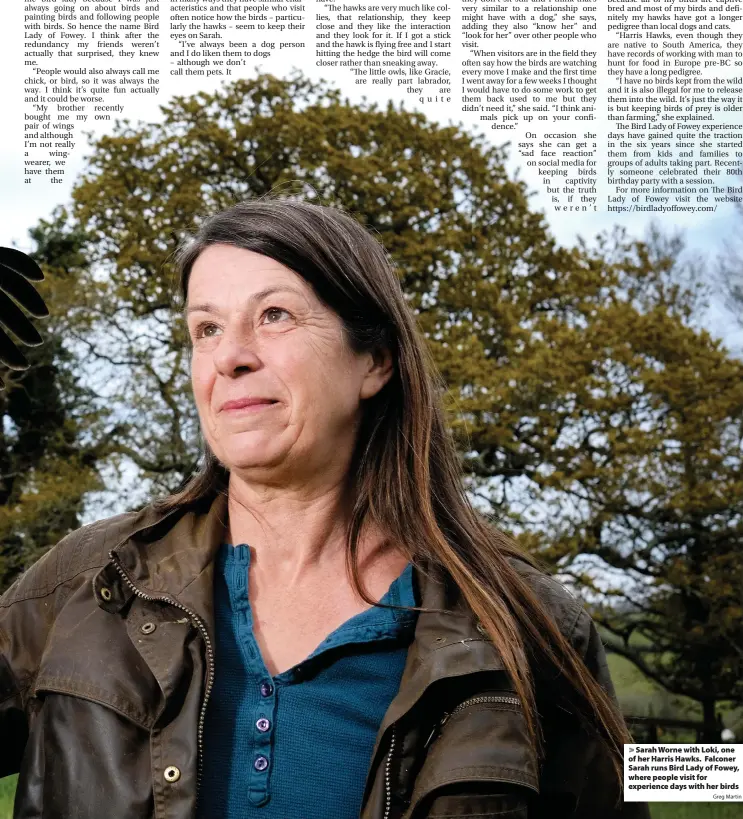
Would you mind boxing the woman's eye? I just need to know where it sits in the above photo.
[194,322,218,339]
[262,306,290,324]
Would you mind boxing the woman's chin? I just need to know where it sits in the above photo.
[223,445,286,473]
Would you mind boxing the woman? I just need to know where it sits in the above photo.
[0,198,649,819]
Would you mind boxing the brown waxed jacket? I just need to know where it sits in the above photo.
[0,490,649,819]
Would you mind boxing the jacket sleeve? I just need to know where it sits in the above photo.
[0,623,31,777]
[0,556,62,777]
[568,607,651,819]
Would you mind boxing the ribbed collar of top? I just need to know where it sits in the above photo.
[218,541,419,672]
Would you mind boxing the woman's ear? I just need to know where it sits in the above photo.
[360,345,395,400]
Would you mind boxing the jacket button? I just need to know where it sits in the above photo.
[100,587,112,602]
[140,622,157,634]
[164,766,181,783]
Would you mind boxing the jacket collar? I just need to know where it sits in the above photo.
[95,488,508,715]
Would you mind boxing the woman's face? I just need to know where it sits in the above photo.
[186,244,393,486]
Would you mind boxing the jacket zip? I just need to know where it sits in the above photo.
[383,724,397,819]
[441,693,521,727]
[107,550,215,811]
[422,693,521,749]
[384,694,522,818]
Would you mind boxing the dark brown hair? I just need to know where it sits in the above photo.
[157,194,631,791]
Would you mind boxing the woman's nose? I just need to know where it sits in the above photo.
[211,327,262,375]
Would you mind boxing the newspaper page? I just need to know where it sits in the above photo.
[5,0,743,241]
[1,0,743,812]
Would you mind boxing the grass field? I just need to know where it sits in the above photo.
[0,777,16,818]
[652,806,743,818]
[1,653,740,817]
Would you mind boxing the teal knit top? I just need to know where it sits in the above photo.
[197,542,419,818]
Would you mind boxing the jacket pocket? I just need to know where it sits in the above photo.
[17,686,154,819]
[405,692,538,819]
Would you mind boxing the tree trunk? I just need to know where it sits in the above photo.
[701,699,720,742]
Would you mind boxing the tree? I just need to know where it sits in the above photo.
[27,70,743,729]
[446,222,743,738]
